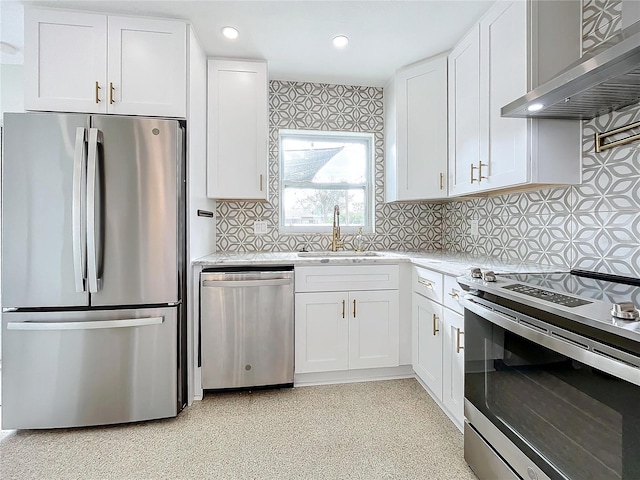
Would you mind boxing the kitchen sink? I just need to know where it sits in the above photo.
[297,251,380,258]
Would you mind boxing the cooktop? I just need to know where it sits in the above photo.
[457,269,640,346]
[499,270,640,308]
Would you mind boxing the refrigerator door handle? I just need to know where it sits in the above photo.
[87,128,103,293]
[72,127,87,293]
[7,316,164,331]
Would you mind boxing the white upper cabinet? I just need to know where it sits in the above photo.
[25,9,108,113]
[385,54,448,201]
[107,16,186,117]
[448,0,582,197]
[207,59,269,201]
[448,25,481,197]
[25,8,187,118]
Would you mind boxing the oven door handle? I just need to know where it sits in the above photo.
[461,296,640,388]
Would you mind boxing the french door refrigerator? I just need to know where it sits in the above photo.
[1,112,187,429]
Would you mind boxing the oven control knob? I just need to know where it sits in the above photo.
[470,268,483,279]
[483,271,496,282]
[611,302,640,320]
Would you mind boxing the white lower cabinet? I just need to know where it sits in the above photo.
[442,308,464,428]
[412,266,464,430]
[295,292,349,373]
[294,265,400,374]
[348,290,399,370]
[413,293,442,395]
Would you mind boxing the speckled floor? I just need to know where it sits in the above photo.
[0,378,477,480]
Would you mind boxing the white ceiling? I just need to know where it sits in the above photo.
[1,0,495,86]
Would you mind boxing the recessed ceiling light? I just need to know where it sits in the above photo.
[221,26,239,40]
[332,35,349,49]
[527,103,544,112]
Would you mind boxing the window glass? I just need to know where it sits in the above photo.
[279,130,374,233]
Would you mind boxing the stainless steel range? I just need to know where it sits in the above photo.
[458,269,640,480]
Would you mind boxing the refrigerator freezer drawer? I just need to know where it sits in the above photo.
[1,307,178,429]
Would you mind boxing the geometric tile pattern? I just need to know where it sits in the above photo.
[216,80,442,252]
[216,0,640,277]
[445,0,640,277]
[582,0,622,53]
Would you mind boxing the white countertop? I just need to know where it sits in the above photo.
[193,250,566,277]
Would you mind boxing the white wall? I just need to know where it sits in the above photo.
[186,25,216,404]
[0,64,24,121]
[187,27,216,260]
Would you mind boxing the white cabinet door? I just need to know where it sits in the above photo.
[25,8,107,113]
[413,293,443,399]
[108,16,186,117]
[388,54,448,201]
[294,292,349,373]
[207,59,269,200]
[348,290,399,369]
[480,0,528,191]
[442,308,464,429]
[448,25,481,197]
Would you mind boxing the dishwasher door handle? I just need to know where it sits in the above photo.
[201,278,292,288]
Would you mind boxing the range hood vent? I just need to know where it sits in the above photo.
[502,21,640,120]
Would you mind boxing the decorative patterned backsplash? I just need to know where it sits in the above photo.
[216,81,442,252]
[216,0,640,278]
[444,0,640,277]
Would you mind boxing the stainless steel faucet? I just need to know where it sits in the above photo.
[331,204,344,251]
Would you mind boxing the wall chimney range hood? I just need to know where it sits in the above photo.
[501,21,640,120]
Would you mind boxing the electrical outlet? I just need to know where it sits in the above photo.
[470,219,479,236]
[253,220,267,235]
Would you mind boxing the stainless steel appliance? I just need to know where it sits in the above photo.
[502,19,640,119]
[458,269,640,480]
[1,112,187,429]
[200,267,294,390]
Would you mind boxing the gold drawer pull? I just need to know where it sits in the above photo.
[418,278,434,289]
[95,81,101,104]
[353,299,357,318]
[342,300,345,319]
[470,163,478,183]
[439,172,444,190]
[109,82,115,104]
[448,289,459,299]
[457,328,464,353]
[433,314,439,336]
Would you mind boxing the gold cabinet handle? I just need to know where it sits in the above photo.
[109,82,115,104]
[433,314,439,336]
[353,299,356,318]
[342,300,345,319]
[418,278,434,289]
[439,172,444,190]
[448,289,459,299]
[95,81,101,104]
[470,163,478,183]
[478,162,488,182]
[259,174,263,191]
[457,328,464,353]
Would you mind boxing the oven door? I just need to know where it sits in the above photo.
[463,297,640,480]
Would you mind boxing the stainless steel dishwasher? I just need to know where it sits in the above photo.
[200,266,294,389]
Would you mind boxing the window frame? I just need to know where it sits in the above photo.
[278,129,375,234]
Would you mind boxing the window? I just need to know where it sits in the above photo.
[279,129,374,233]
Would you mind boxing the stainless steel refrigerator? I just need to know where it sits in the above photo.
[1,112,187,429]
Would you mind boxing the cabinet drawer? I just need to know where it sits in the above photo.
[443,275,464,314]
[295,265,399,293]
[413,266,443,303]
